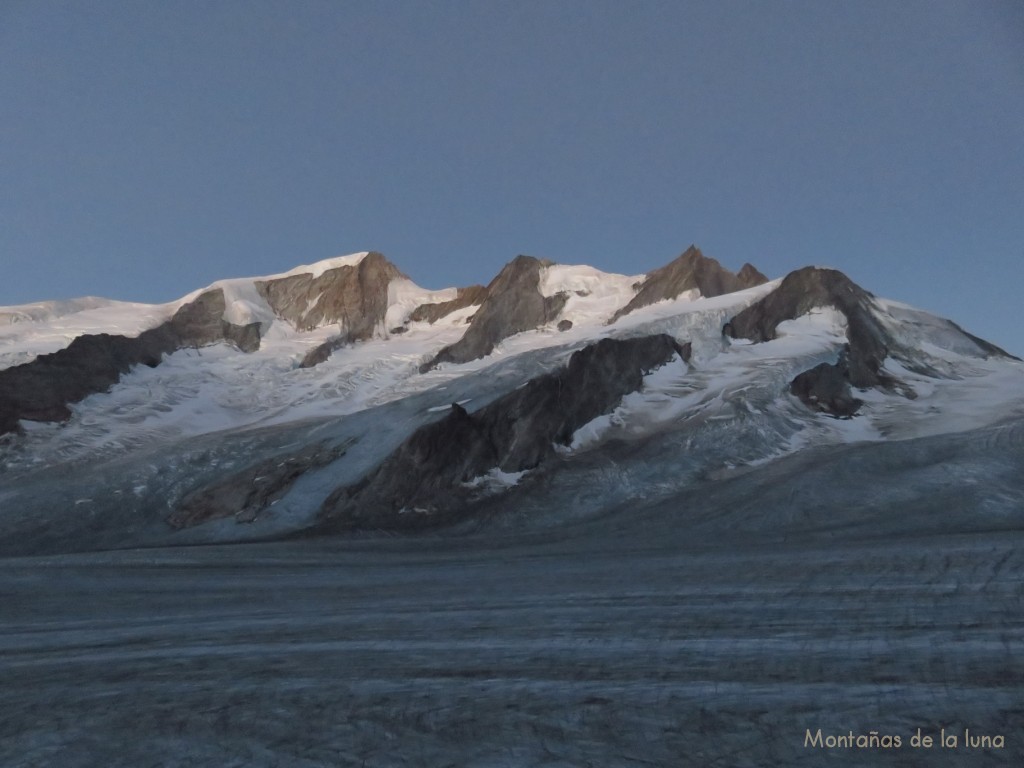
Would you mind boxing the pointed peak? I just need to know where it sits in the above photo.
[676,244,704,262]
[505,254,555,270]
[484,254,551,290]
[608,246,749,324]
[737,262,769,288]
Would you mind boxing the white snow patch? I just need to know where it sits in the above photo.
[216,279,278,332]
[385,278,458,332]
[462,467,528,493]
[275,251,370,279]
[774,306,848,340]
[427,399,472,413]
[539,264,642,328]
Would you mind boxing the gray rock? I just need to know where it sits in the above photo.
[725,266,894,389]
[737,262,769,288]
[408,285,488,324]
[726,266,1017,417]
[609,246,764,323]
[255,251,405,336]
[789,350,864,418]
[0,289,260,436]
[262,252,408,368]
[420,255,568,372]
[321,334,691,531]
[723,267,901,417]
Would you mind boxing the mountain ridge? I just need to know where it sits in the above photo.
[1,243,1021,555]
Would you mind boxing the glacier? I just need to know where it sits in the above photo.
[1,248,1022,765]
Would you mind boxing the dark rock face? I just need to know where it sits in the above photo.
[0,289,260,436]
[298,337,345,369]
[420,256,568,372]
[609,246,764,324]
[168,441,349,529]
[789,352,864,419]
[727,266,1016,417]
[724,267,901,417]
[256,251,405,335]
[725,267,893,389]
[320,334,691,531]
[737,263,769,288]
[408,285,488,324]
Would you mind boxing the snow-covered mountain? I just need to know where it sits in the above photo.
[0,246,1021,555]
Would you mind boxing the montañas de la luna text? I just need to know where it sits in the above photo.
[804,729,1005,749]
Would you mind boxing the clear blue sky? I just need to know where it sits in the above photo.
[2,0,1022,353]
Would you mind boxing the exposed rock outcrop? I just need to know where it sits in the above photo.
[724,267,902,417]
[726,267,893,389]
[789,352,865,418]
[420,255,568,372]
[168,440,350,529]
[609,246,766,324]
[737,263,769,288]
[408,285,489,324]
[0,289,260,436]
[259,252,409,368]
[320,334,691,531]
[256,251,405,335]
[727,266,1019,418]
[298,336,348,369]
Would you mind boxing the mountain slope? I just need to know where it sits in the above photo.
[0,247,1020,555]
[608,245,767,323]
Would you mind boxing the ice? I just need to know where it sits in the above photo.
[1,419,1022,765]
[538,263,642,327]
[462,467,529,493]
[0,298,180,370]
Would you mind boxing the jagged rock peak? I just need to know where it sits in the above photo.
[725,267,879,346]
[255,251,406,333]
[737,262,769,288]
[609,245,764,324]
[725,267,895,417]
[420,254,568,372]
[725,265,1016,418]
[321,333,691,531]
